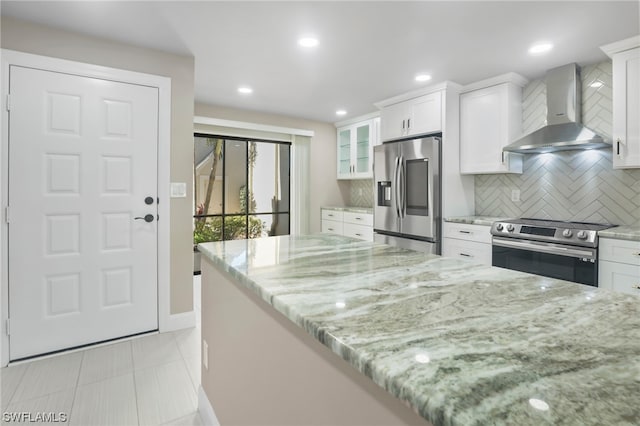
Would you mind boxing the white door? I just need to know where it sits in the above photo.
[8,65,159,360]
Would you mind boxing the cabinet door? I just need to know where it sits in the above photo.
[380,102,407,141]
[353,122,373,178]
[408,92,442,136]
[460,84,523,174]
[612,47,640,169]
[337,127,352,178]
[599,260,640,295]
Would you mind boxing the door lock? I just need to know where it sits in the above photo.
[144,197,154,205]
[134,214,155,223]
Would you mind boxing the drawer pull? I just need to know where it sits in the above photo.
[459,253,473,257]
[355,233,362,237]
[328,214,334,217]
[328,228,334,231]
[355,217,362,220]
[459,230,472,235]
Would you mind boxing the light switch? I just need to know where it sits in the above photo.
[170,182,187,198]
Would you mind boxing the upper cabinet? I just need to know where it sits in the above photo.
[378,91,442,141]
[459,73,528,174]
[602,36,640,169]
[335,115,379,180]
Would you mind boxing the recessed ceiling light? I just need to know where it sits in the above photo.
[237,86,253,94]
[415,74,432,82]
[336,109,347,116]
[298,37,319,48]
[528,42,554,55]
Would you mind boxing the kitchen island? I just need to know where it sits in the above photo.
[198,234,640,426]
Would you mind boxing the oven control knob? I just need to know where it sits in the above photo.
[506,224,515,232]
[577,230,588,240]
[562,229,573,238]
[496,223,504,231]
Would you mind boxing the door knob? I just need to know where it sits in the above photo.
[144,197,154,205]
[134,214,155,223]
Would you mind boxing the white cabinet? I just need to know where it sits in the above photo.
[379,91,442,141]
[602,36,640,169]
[321,208,373,241]
[336,118,378,180]
[442,222,492,265]
[599,237,640,296]
[460,74,527,174]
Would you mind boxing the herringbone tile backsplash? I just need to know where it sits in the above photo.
[475,61,640,226]
[350,179,374,207]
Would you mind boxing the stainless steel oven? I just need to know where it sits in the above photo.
[490,219,616,287]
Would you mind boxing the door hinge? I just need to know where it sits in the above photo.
[5,319,10,336]
[6,94,11,111]
[4,206,9,224]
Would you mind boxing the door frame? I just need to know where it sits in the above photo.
[0,49,172,366]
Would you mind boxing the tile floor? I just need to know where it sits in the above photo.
[1,276,204,426]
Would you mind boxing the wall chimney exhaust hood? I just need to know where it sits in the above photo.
[503,63,610,154]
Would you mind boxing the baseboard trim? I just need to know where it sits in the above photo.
[163,310,196,332]
[198,385,220,426]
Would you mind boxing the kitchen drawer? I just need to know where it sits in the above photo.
[442,238,492,265]
[599,238,640,266]
[343,211,373,227]
[599,260,640,296]
[322,219,343,235]
[343,223,373,241]
[443,222,492,245]
[322,209,344,222]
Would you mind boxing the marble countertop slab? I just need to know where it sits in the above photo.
[198,234,640,426]
[598,225,640,242]
[444,216,508,226]
[322,206,373,215]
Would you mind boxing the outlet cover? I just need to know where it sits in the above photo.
[202,339,209,370]
[511,189,521,202]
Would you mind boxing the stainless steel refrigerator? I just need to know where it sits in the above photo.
[373,137,441,254]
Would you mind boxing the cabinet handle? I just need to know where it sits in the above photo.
[459,253,473,257]
[355,233,362,237]
[328,228,334,231]
[501,151,505,164]
[328,214,334,217]
[459,230,472,235]
[407,118,411,130]
[616,139,622,158]
[355,217,362,220]
[402,119,405,131]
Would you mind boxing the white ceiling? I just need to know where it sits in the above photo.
[2,1,638,123]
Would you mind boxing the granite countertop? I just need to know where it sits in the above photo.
[598,225,640,242]
[322,206,373,215]
[444,216,507,226]
[198,234,640,426]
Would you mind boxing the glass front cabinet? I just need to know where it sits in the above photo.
[336,117,378,180]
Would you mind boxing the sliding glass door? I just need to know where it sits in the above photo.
[194,135,291,244]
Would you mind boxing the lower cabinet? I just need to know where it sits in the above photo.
[321,208,373,242]
[599,237,640,296]
[442,222,492,266]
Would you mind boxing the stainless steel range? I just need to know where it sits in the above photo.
[490,218,617,287]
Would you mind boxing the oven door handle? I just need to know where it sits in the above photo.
[492,237,597,260]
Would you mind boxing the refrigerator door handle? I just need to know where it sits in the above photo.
[394,156,401,218]
[427,159,434,221]
[399,156,406,218]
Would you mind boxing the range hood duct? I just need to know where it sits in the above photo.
[503,63,610,154]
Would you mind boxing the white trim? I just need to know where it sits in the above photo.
[198,385,221,426]
[460,72,529,93]
[194,115,314,138]
[334,110,380,128]
[374,80,462,109]
[164,310,196,332]
[601,35,640,58]
[0,49,172,366]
